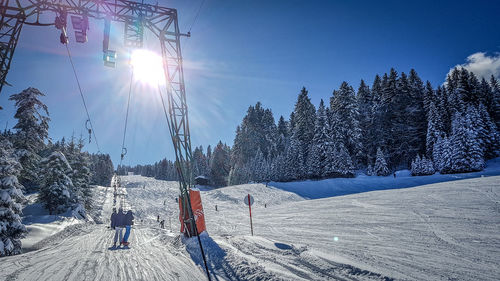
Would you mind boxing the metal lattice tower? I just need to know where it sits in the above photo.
[0,0,24,94]
[0,0,197,238]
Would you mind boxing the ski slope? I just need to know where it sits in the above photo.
[1,175,499,280]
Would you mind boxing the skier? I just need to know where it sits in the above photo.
[157,214,160,222]
[122,210,134,246]
[112,208,126,248]
[160,219,165,229]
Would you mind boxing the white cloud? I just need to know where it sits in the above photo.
[448,52,500,81]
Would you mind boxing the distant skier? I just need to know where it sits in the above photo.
[215,205,218,211]
[157,215,160,222]
[122,210,134,246]
[160,219,165,229]
[111,208,126,248]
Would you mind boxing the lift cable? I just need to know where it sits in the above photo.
[188,0,207,34]
[64,43,101,153]
[157,84,212,281]
[120,70,134,168]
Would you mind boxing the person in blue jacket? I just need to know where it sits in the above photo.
[122,210,134,246]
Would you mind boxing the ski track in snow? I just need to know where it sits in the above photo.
[1,175,499,280]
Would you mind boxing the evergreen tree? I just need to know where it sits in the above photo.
[489,76,500,130]
[276,116,288,156]
[90,154,114,186]
[284,134,304,181]
[39,151,74,214]
[331,144,355,178]
[291,87,316,169]
[411,155,435,176]
[0,138,27,257]
[9,88,50,190]
[192,146,208,177]
[306,100,330,178]
[210,141,230,186]
[478,103,499,159]
[374,148,390,176]
[329,82,361,165]
[448,109,484,173]
[369,74,383,161]
[229,103,277,184]
[408,69,427,160]
[356,79,372,166]
[69,138,92,208]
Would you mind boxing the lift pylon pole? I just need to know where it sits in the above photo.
[0,0,24,93]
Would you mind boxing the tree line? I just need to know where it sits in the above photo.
[118,67,499,187]
[1,87,114,257]
[117,140,231,187]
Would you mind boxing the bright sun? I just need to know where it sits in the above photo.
[130,49,164,86]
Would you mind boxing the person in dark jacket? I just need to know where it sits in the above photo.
[122,210,134,246]
[110,208,117,229]
[112,208,126,248]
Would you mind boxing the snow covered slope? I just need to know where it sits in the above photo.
[270,157,500,199]
[1,175,498,280]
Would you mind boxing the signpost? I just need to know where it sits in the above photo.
[243,194,254,236]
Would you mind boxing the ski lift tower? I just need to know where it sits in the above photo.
[0,0,198,238]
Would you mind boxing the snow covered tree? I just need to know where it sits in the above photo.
[448,109,485,173]
[475,103,499,159]
[210,141,230,186]
[90,154,114,186]
[0,138,27,257]
[329,81,361,165]
[9,87,50,190]
[276,116,289,156]
[411,155,435,176]
[68,138,92,209]
[229,103,277,184]
[192,146,208,178]
[329,144,355,178]
[39,151,74,215]
[366,164,374,176]
[407,69,427,160]
[374,148,390,176]
[426,100,440,158]
[284,134,304,181]
[306,100,330,178]
[291,87,316,170]
[435,136,453,174]
[356,79,372,166]
[490,76,500,130]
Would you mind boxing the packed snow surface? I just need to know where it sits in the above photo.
[1,174,499,280]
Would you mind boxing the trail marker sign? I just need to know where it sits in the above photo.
[244,194,254,206]
[244,194,254,236]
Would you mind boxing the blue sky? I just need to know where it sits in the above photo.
[1,0,499,166]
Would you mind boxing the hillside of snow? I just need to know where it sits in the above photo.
[270,157,500,199]
[1,174,499,280]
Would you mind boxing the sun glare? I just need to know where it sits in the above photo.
[130,49,165,86]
